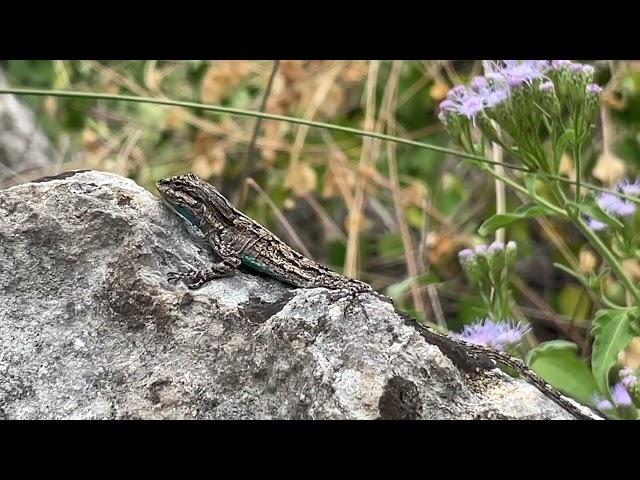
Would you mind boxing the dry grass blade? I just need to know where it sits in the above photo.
[344,61,380,278]
[245,178,314,260]
[420,199,446,328]
[303,195,346,242]
[383,60,427,318]
[85,60,347,159]
[245,60,280,180]
[285,62,342,197]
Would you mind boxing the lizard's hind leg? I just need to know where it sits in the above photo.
[168,256,241,289]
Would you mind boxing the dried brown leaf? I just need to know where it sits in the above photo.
[200,61,250,104]
[593,152,626,186]
[578,247,598,274]
[430,80,449,101]
[280,61,307,83]
[344,210,371,233]
[402,181,428,207]
[426,232,466,268]
[559,153,574,177]
[82,128,101,153]
[44,97,58,117]
[285,161,317,197]
[318,83,345,119]
[619,337,640,370]
[209,145,226,176]
[623,258,640,283]
[192,155,212,178]
[339,61,369,84]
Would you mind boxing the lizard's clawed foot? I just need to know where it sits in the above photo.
[167,271,183,284]
[167,271,206,290]
[167,262,238,290]
[327,289,371,322]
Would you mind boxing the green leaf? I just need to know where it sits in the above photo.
[478,202,555,236]
[378,234,404,259]
[561,128,577,146]
[229,89,251,108]
[553,262,588,286]
[456,301,488,326]
[566,200,624,229]
[137,103,166,131]
[406,206,425,229]
[6,60,54,88]
[523,174,561,209]
[603,281,627,307]
[526,340,599,405]
[591,309,635,395]
[557,284,592,324]
[327,240,346,267]
[524,175,538,199]
[434,174,464,217]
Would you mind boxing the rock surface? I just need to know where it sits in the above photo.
[0,70,55,188]
[0,170,594,419]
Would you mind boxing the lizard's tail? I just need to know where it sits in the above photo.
[478,346,598,420]
[395,310,599,420]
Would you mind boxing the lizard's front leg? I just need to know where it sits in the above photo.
[168,241,241,289]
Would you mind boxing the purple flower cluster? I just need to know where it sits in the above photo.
[458,241,511,258]
[586,84,603,95]
[592,395,614,411]
[439,61,546,121]
[457,248,474,260]
[620,367,638,389]
[458,241,517,283]
[592,382,635,411]
[438,60,599,124]
[617,177,640,196]
[539,81,555,93]
[612,383,633,407]
[470,76,509,108]
[597,192,636,217]
[439,85,485,121]
[484,60,548,89]
[454,318,529,351]
[586,178,640,231]
[586,218,607,232]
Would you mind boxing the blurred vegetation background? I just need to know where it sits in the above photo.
[3,59,640,365]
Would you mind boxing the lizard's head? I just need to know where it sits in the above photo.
[156,173,209,226]
[156,173,236,227]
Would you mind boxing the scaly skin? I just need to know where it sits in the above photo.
[156,173,597,420]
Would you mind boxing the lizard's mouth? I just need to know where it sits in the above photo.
[155,180,168,195]
[155,180,184,204]
[155,178,172,194]
[156,174,200,199]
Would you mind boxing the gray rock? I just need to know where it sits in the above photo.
[0,170,595,419]
[0,69,55,188]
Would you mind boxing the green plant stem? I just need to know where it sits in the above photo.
[480,165,567,217]
[462,121,476,156]
[574,142,582,203]
[573,215,640,305]
[3,87,640,205]
[0,87,520,172]
[599,281,629,310]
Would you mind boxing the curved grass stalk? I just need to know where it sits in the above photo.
[2,87,639,205]
[0,87,531,170]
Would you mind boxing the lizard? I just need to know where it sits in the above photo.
[156,172,598,420]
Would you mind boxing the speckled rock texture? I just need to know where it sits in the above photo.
[0,170,592,419]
